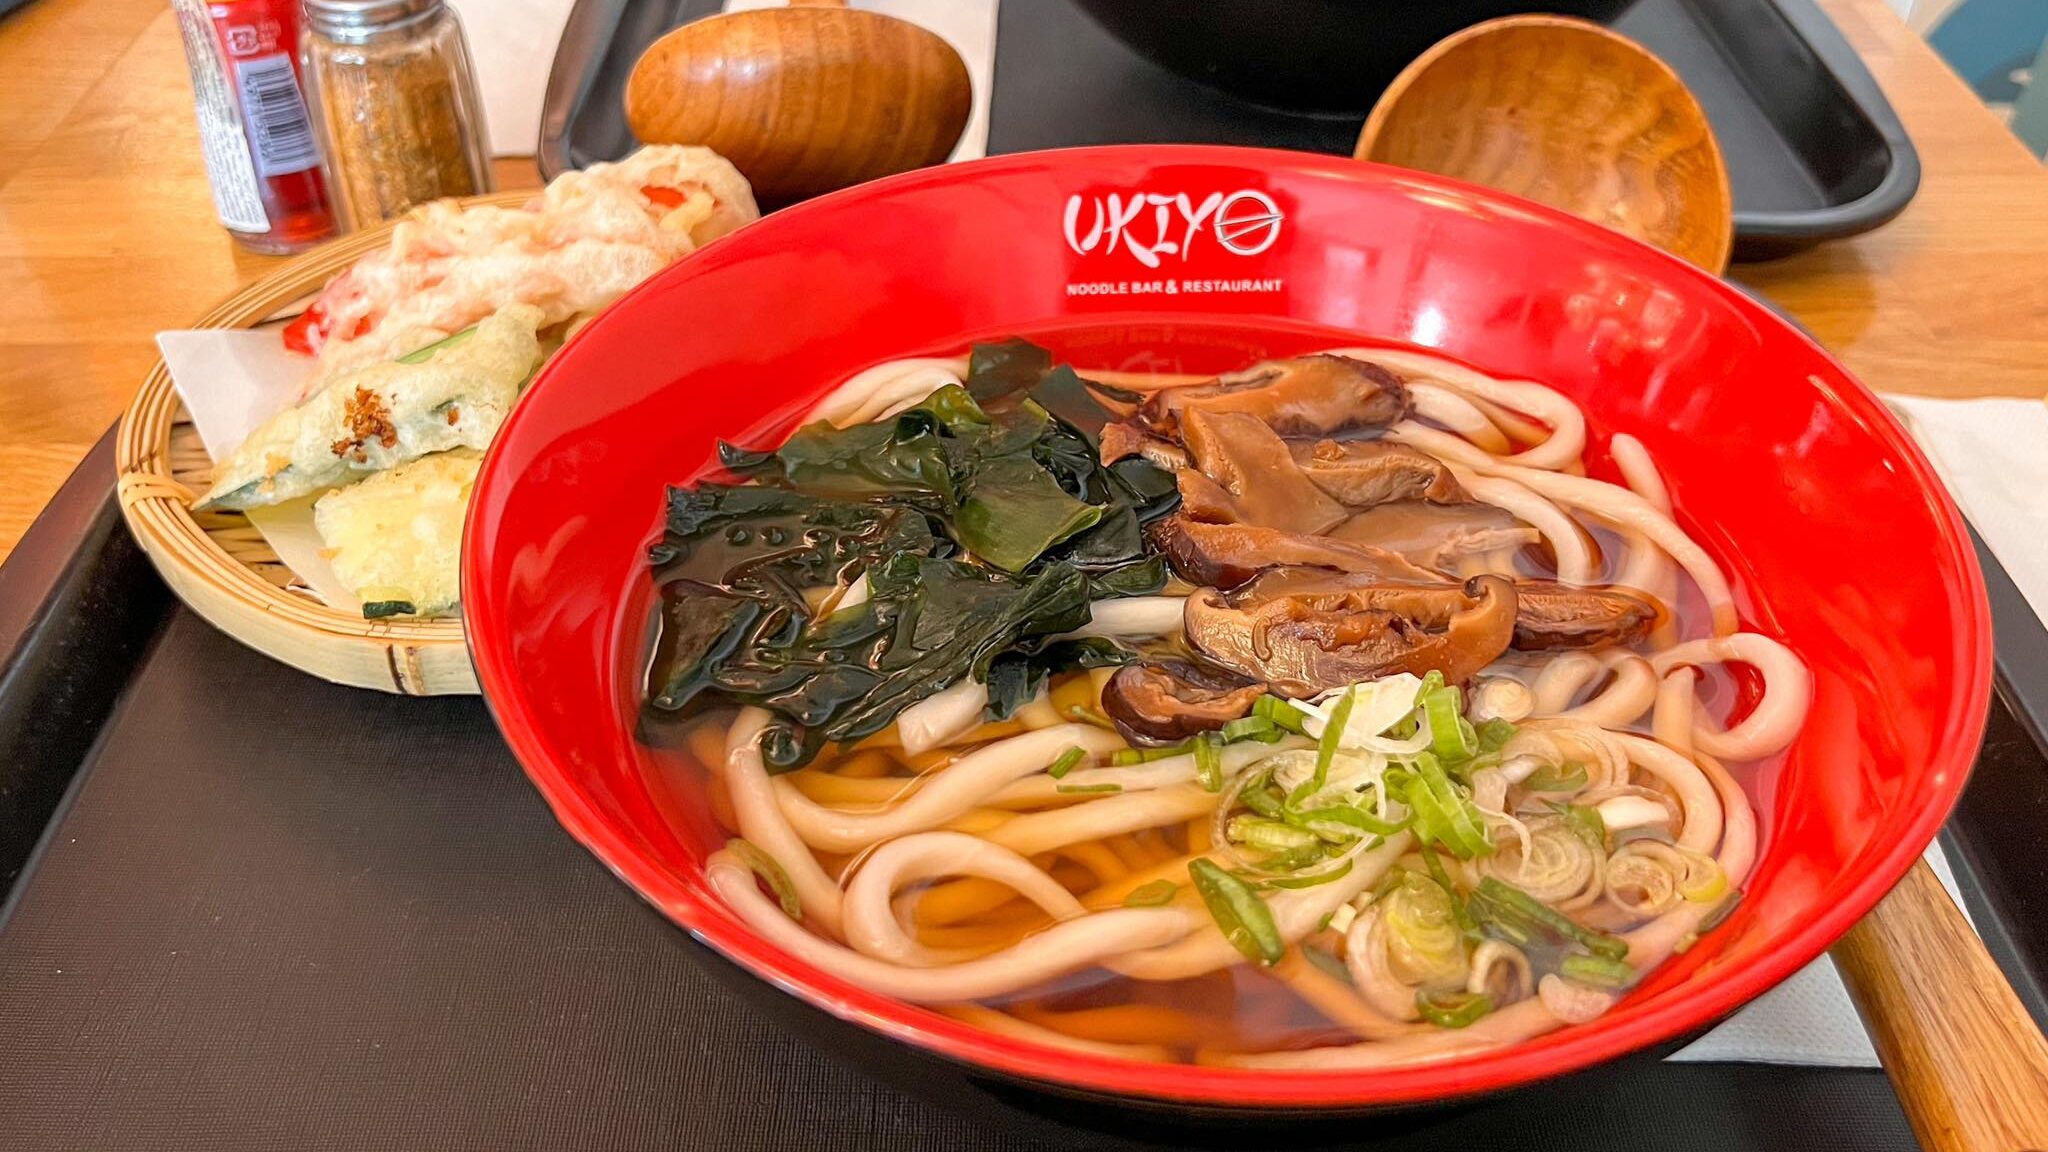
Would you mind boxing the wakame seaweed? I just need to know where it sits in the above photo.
[649,346,1179,767]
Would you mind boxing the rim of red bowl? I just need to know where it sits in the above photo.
[464,145,1993,1109]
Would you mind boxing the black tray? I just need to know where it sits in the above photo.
[538,0,1918,261]
[2,432,2046,1150]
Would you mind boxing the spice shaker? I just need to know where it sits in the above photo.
[300,0,494,231]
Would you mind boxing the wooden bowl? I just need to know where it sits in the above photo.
[1356,15,1733,272]
[114,192,536,696]
[624,0,971,204]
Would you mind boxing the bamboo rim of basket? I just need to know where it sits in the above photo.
[115,192,537,680]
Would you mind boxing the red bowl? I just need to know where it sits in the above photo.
[462,145,1989,1111]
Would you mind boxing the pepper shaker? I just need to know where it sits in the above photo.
[300,0,494,231]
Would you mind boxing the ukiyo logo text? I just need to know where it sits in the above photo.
[1062,190,1283,267]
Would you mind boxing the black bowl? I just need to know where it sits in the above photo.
[1068,0,1639,113]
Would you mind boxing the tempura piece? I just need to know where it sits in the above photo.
[313,449,480,619]
[295,145,758,370]
[196,305,542,511]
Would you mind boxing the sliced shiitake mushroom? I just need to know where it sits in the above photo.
[1184,574,1519,696]
[1148,514,1441,590]
[1100,659,1268,745]
[1290,438,1468,506]
[1136,354,1411,441]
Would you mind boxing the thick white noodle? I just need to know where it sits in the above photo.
[1649,633,1811,760]
[896,680,992,757]
[1556,653,1658,728]
[709,849,1196,1002]
[806,358,967,427]
[986,786,1218,857]
[1410,382,1513,454]
[1608,434,1681,641]
[1393,423,1738,635]
[1322,346,1588,469]
[840,832,1085,966]
[1613,732,1722,855]
[1452,467,1597,585]
[774,724,1127,853]
[725,708,846,936]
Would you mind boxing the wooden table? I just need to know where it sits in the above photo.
[0,0,2044,564]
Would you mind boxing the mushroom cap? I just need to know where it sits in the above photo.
[1100,659,1269,745]
[1137,354,1412,441]
[1184,573,1519,696]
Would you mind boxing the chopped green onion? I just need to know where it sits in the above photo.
[1189,859,1285,965]
[1420,845,1478,938]
[1476,717,1519,753]
[1555,801,1607,848]
[1423,683,1472,761]
[1475,877,1629,960]
[728,839,802,920]
[1301,944,1353,983]
[1245,727,1288,743]
[1560,953,1638,989]
[1064,704,1116,729]
[1110,749,1143,766]
[1194,732,1223,792]
[1047,746,1087,779]
[1227,816,1321,854]
[1416,989,1494,1029]
[1288,686,1355,807]
[1240,778,1286,819]
[1221,715,1276,742]
[1524,761,1589,793]
[1122,879,1179,907]
[1259,841,1333,873]
[1411,752,1494,858]
[1266,858,1355,889]
[1056,782,1123,794]
[1294,803,1406,839]
[1256,694,1309,734]
[1700,892,1743,932]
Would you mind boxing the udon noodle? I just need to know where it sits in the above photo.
[650,341,1808,1068]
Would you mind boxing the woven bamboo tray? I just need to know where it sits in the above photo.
[116,192,534,696]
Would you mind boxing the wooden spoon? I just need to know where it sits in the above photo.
[625,0,971,205]
[1356,15,1732,271]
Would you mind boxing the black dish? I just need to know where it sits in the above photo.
[1066,0,1636,113]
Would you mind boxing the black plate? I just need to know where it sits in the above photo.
[539,0,1917,261]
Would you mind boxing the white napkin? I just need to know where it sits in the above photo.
[446,0,1001,161]
[154,328,363,611]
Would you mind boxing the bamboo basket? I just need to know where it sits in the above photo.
[116,192,535,696]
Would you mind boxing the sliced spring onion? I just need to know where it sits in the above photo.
[728,839,802,921]
[1301,944,1354,984]
[1056,782,1123,794]
[1122,879,1179,907]
[1420,845,1478,938]
[1416,989,1494,1029]
[1239,777,1286,820]
[1288,685,1356,807]
[1189,858,1285,965]
[1110,749,1143,766]
[1047,746,1087,779]
[1256,694,1309,734]
[1227,816,1321,854]
[1245,727,1288,743]
[1412,753,1494,858]
[1477,717,1518,753]
[1423,683,1472,761]
[1555,801,1607,848]
[1474,877,1629,961]
[1266,858,1355,889]
[1221,715,1276,742]
[1699,892,1743,932]
[1559,953,1638,989]
[1523,761,1589,793]
[1064,704,1116,729]
[1195,732,1224,792]
[1258,841,1331,874]
[1294,803,1406,839]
